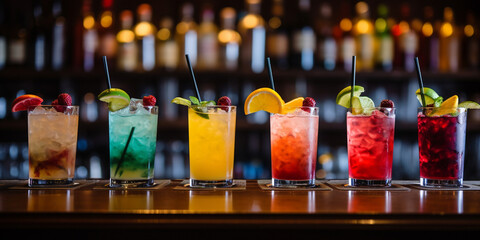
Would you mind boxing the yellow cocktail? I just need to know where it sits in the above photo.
[188,105,236,187]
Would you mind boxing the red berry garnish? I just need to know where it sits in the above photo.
[57,93,72,106]
[51,99,58,105]
[143,95,156,106]
[52,97,65,112]
[380,99,394,108]
[217,96,231,112]
[302,97,316,113]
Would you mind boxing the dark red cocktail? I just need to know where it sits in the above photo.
[417,108,467,187]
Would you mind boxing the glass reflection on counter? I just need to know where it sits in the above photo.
[347,191,391,213]
[270,191,316,213]
[27,190,73,212]
[419,190,464,213]
[188,191,232,213]
[108,190,153,211]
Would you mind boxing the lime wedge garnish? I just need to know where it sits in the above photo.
[336,86,365,108]
[98,88,130,112]
[432,95,458,116]
[351,96,375,115]
[458,101,480,109]
[171,97,192,107]
[415,87,441,106]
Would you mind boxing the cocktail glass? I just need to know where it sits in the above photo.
[109,104,158,188]
[347,107,395,187]
[188,105,236,188]
[417,107,467,187]
[27,105,79,186]
[270,107,319,187]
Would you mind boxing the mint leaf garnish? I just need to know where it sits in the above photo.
[189,96,200,105]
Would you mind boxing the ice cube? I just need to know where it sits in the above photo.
[30,106,48,115]
[129,98,143,112]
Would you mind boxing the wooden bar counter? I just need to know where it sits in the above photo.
[1,179,480,239]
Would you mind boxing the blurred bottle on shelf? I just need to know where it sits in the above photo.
[8,10,27,67]
[316,2,336,71]
[98,0,117,62]
[238,0,266,73]
[82,0,98,72]
[291,0,315,71]
[80,92,98,122]
[31,1,48,71]
[198,5,219,70]
[463,12,478,70]
[374,4,393,72]
[134,3,156,72]
[336,2,355,72]
[51,0,65,71]
[398,3,418,72]
[266,0,289,70]
[218,7,240,71]
[439,7,459,72]
[175,2,197,68]
[0,1,7,70]
[418,6,439,72]
[353,1,374,71]
[156,17,179,70]
[116,10,137,72]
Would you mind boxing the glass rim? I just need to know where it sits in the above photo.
[27,105,80,109]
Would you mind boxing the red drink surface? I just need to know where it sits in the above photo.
[347,110,395,180]
[417,112,466,180]
[270,111,319,181]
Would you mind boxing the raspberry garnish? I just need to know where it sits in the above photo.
[217,96,231,112]
[302,97,316,113]
[380,99,394,108]
[57,93,72,106]
[143,95,156,106]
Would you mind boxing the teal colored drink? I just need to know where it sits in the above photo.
[109,102,158,187]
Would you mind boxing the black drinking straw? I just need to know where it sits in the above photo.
[414,57,427,107]
[185,54,202,102]
[350,56,356,107]
[267,57,275,91]
[115,127,135,177]
[102,56,112,90]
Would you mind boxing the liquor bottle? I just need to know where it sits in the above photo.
[31,1,48,71]
[398,3,418,72]
[82,0,98,72]
[175,3,197,68]
[98,0,117,61]
[316,2,336,71]
[463,12,479,70]
[8,10,28,67]
[218,7,240,71]
[51,0,66,70]
[116,10,137,72]
[156,17,179,70]
[337,3,355,72]
[373,4,393,72]
[134,3,156,71]
[418,6,438,71]
[266,0,289,70]
[291,0,315,71]
[353,1,374,71]
[0,1,7,70]
[439,7,460,72]
[238,0,266,73]
[198,5,219,70]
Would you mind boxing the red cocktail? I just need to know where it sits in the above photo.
[347,108,395,186]
[270,107,319,187]
[417,107,467,187]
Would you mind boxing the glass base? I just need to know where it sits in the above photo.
[348,178,391,187]
[189,179,233,188]
[109,178,154,188]
[28,178,74,187]
[420,178,463,187]
[272,178,315,188]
